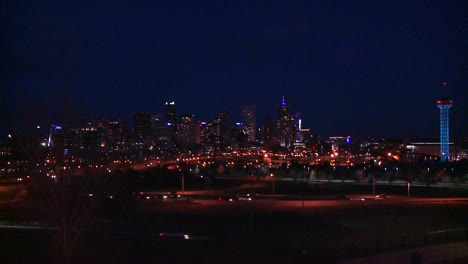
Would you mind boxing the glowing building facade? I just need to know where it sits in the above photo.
[242,105,256,142]
[277,96,295,149]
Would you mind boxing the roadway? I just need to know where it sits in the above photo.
[0,193,466,264]
[137,194,468,210]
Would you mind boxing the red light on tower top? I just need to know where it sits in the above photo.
[437,82,452,105]
[437,98,453,106]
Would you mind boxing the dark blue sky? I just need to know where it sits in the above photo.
[2,0,467,139]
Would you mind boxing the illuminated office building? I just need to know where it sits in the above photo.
[134,112,152,140]
[165,101,177,125]
[277,96,295,149]
[242,105,256,142]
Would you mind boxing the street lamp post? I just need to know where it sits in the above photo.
[407,181,410,197]
[373,176,376,196]
[182,174,185,194]
[270,173,275,195]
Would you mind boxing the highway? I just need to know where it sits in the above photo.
[193,197,468,207]
[0,193,466,264]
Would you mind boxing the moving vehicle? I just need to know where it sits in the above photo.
[349,196,366,201]
[236,192,259,201]
[168,191,181,199]
[375,194,390,200]
[157,225,191,240]
[218,195,235,202]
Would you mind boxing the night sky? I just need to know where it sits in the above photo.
[2,1,467,139]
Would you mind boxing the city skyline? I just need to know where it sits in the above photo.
[3,96,463,142]
[2,1,466,139]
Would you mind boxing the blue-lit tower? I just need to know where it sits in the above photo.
[277,96,294,148]
[436,98,453,162]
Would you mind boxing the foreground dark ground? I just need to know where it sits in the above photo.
[0,178,467,263]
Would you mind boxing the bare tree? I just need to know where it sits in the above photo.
[2,99,130,264]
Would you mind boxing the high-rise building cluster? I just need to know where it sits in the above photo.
[35,97,321,159]
[129,97,316,155]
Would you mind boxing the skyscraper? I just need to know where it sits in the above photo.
[277,96,295,149]
[177,114,201,144]
[263,117,275,150]
[436,98,453,162]
[242,105,256,142]
[294,113,301,140]
[165,101,176,125]
[134,112,152,140]
[164,101,177,142]
[106,119,128,150]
